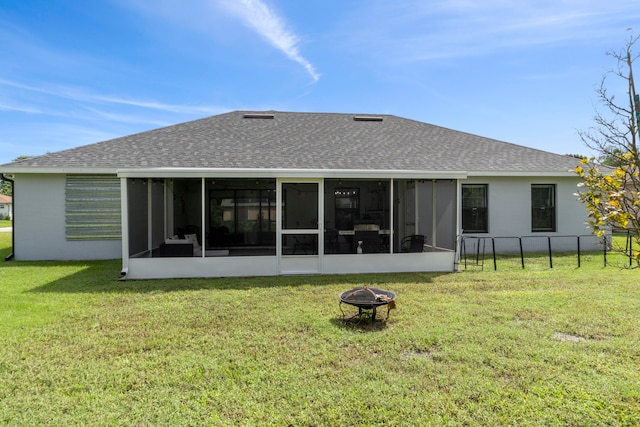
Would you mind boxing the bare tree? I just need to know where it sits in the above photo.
[576,34,640,263]
[579,34,640,163]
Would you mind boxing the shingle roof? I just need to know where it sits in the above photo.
[0,194,11,204]
[1,111,580,174]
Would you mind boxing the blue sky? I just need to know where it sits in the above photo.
[1,0,639,165]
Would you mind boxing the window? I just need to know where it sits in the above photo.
[462,184,488,233]
[531,184,556,232]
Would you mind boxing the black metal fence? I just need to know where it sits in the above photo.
[457,230,638,270]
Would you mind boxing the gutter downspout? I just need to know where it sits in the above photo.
[1,174,14,261]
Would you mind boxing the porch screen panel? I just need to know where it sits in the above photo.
[65,175,122,240]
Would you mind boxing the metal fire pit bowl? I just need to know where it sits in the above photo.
[339,286,396,326]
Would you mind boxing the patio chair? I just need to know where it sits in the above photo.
[401,234,426,253]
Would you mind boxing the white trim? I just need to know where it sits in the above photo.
[124,251,457,279]
[318,179,325,272]
[3,166,579,179]
[280,229,318,235]
[127,257,279,279]
[201,177,206,258]
[467,170,577,177]
[277,178,322,274]
[456,179,462,236]
[120,177,129,274]
[117,168,468,180]
[2,167,118,174]
[147,179,153,252]
[455,179,462,271]
[323,252,456,274]
[276,179,282,267]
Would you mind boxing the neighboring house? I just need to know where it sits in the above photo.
[0,194,12,220]
[0,111,592,279]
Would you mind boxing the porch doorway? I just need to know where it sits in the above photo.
[278,180,322,274]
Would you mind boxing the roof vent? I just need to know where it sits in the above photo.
[243,113,275,119]
[353,115,383,122]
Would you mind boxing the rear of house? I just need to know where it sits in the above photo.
[0,111,592,278]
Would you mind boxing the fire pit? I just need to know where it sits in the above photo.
[339,286,396,326]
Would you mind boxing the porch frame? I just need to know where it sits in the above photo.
[119,168,466,279]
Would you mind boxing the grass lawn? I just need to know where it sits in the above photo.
[0,232,639,426]
[0,219,11,228]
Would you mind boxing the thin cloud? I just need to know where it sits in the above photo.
[114,0,320,82]
[336,0,640,63]
[0,102,43,114]
[1,122,123,161]
[89,95,225,115]
[0,78,224,116]
[218,0,320,82]
[81,107,173,127]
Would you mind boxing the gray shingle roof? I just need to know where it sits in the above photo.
[2,111,580,174]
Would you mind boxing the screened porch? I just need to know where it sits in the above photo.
[121,173,461,278]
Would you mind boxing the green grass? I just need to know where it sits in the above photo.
[0,231,639,426]
[0,219,11,228]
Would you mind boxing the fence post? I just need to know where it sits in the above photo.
[519,237,524,269]
[603,235,607,267]
[462,237,467,269]
[629,230,633,268]
[577,235,581,268]
[492,238,497,271]
[548,236,553,269]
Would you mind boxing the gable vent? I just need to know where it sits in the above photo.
[243,113,275,119]
[353,115,383,122]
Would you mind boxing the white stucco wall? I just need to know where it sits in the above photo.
[461,175,598,251]
[11,172,596,262]
[14,174,122,260]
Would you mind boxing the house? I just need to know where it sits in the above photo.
[0,194,12,220]
[0,111,592,279]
